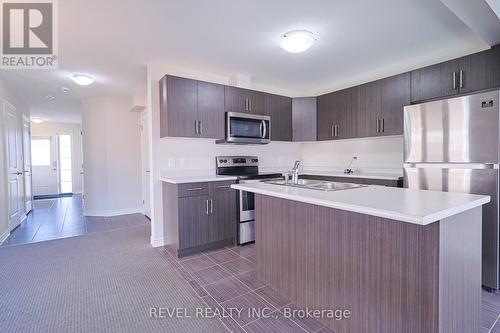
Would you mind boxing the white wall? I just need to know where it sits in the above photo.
[0,77,30,241]
[82,96,142,216]
[31,122,83,194]
[302,136,404,173]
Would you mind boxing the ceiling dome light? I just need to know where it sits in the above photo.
[31,118,43,124]
[280,30,317,53]
[71,74,94,86]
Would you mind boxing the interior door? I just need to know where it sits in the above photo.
[3,100,22,230]
[141,112,151,218]
[404,164,499,289]
[31,136,59,196]
[22,115,32,213]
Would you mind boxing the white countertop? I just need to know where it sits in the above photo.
[160,174,237,184]
[300,168,402,180]
[231,182,490,225]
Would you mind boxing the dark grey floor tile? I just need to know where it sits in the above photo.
[204,277,251,304]
[281,304,324,333]
[220,316,246,333]
[188,279,208,297]
[221,291,275,326]
[228,244,255,259]
[192,265,232,285]
[317,326,335,333]
[182,256,217,273]
[32,233,60,242]
[244,310,305,333]
[221,258,255,275]
[205,249,240,264]
[254,286,290,309]
[235,271,267,291]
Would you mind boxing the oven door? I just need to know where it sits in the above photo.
[227,112,270,144]
[238,179,257,222]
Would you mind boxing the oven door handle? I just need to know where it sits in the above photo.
[261,120,267,139]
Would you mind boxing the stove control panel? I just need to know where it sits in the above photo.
[216,156,259,168]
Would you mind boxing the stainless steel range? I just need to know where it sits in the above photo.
[216,156,282,244]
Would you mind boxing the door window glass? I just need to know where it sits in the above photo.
[31,138,51,166]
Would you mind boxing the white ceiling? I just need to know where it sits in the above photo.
[1,0,497,123]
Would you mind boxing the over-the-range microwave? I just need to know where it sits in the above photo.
[216,112,270,144]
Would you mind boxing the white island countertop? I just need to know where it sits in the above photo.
[231,182,490,225]
[300,169,402,180]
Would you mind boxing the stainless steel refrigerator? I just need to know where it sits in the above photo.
[404,90,500,290]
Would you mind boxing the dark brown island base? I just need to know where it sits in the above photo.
[232,182,490,333]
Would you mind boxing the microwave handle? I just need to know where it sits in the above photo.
[261,120,267,139]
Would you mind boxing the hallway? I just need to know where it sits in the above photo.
[2,195,149,246]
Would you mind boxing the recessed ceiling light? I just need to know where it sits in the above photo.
[279,30,317,53]
[61,87,70,93]
[31,118,43,124]
[71,74,94,86]
[46,94,55,100]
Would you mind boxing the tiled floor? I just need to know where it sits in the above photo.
[157,244,500,333]
[2,195,149,247]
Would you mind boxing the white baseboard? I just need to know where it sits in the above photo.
[84,207,143,217]
[151,236,165,247]
[0,229,10,244]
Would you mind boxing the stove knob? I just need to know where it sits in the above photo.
[219,159,224,163]
[252,159,258,162]
[223,159,228,163]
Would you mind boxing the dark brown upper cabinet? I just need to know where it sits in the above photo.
[197,81,225,139]
[160,75,198,138]
[411,59,460,103]
[292,97,317,142]
[317,88,357,141]
[224,86,267,115]
[267,94,292,141]
[459,45,500,94]
[160,75,224,139]
[357,80,381,138]
[379,73,410,136]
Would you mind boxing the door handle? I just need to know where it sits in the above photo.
[16,171,23,175]
[261,120,267,139]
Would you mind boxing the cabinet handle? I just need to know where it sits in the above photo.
[335,125,339,137]
[216,185,231,189]
[187,187,203,191]
[331,125,334,137]
[244,98,249,111]
[249,98,252,111]
[381,118,385,133]
[205,199,209,215]
[209,199,213,214]
[194,120,199,134]
[453,71,457,90]
[376,119,380,133]
[198,120,203,135]
[459,70,464,88]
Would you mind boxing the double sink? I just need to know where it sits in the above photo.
[266,179,366,192]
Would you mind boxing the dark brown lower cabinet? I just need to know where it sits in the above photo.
[163,180,236,257]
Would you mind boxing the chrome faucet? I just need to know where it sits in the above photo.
[291,160,302,184]
[344,156,357,174]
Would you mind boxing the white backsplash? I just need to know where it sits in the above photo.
[302,135,404,174]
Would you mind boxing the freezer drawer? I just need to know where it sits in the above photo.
[238,221,255,244]
[404,165,499,289]
[404,91,499,163]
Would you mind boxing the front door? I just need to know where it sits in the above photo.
[3,100,22,230]
[31,136,59,196]
[22,115,32,213]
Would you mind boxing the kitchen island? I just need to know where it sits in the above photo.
[231,182,490,333]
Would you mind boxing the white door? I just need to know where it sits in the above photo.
[31,136,59,196]
[22,115,32,213]
[141,111,151,218]
[3,100,22,230]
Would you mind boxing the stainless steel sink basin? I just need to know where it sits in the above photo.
[265,179,366,192]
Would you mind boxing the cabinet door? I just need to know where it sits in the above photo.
[198,81,225,139]
[224,86,247,113]
[335,87,358,139]
[380,72,410,136]
[410,59,459,103]
[248,90,267,115]
[292,97,317,141]
[178,195,210,249]
[267,94,292,141]
[357,81,381,138]
[317,93,336,141]
[459,45,500,94]
[209,183,237,243]
[160,75,198,138]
